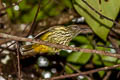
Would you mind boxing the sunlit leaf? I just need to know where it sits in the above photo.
[72,36,90,44]
[65,64,80,74]
[67,45,92,64]
[98,71,105,78]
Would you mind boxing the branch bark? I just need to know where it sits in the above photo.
[50,64,120,80]
[0,33,120,58]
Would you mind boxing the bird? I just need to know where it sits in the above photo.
[20,25,81,56]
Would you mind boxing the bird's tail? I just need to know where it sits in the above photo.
[20,45,38,56]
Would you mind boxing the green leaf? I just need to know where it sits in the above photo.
[67,45,92,64]
[98,71,105,78]
[93,42,117,66]
[102,56,117,66]
[92,54,102,65]
[6,8,13,19]
[61,0,72,8]
[92,54,117,66]
[65,64,80,74]
[65,65,74,74]
[72,36,90,44]
[73,0,120,41]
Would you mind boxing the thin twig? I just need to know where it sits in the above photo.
[81,0,120,27]
[0,41,15,54]
[0,46,15,52]
[16,42,21,80]
[0,33,120,58]
[67,63,92,80]
[0,23,30,54]
[67,63,80,73]
[103,71,111,80]
[108,36,119,53]
[26,0,41,36]
[22,23,31,34]
[50,64,120,80]
[28,0,53,37]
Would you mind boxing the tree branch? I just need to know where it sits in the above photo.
[50,64,120,80]
[0,33,120,58]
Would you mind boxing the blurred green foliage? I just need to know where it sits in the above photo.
[3,0,72,23]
